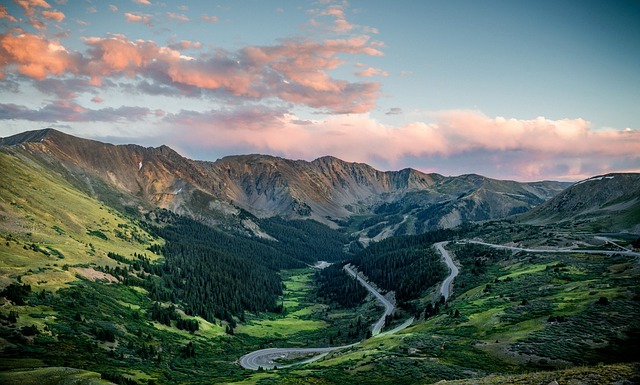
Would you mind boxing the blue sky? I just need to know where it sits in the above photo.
[0,0,638,181]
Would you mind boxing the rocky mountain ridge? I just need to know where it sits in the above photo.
[520,173,640,232]
[1,129,576,235]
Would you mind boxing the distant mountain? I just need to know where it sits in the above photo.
[520,173,640,232]
[1,129,572,236]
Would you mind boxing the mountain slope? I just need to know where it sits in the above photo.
[520,173,640,231]
[1,129,570,235]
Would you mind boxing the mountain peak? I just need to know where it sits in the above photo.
[0,128,65,146]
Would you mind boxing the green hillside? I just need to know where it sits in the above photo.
[0,150,161,291]
[1,148,638,384]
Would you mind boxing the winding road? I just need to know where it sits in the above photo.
[344,264,395,336]
[435,241,458,300]
[468,240,640,258]
[238,238,638,370]
[238,243,459,370]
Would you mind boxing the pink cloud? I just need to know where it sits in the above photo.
[332,19,354,32]
[14,0,51,16]
[91,96,104,103]
[0,5,18,22]
[167,12,189,22]
[0,33,77,79]
[13,0,65,30]
[355,67,388,77]
[317,5,346,19]
[41,9,65,21]
[124,12,152,25]
[109,4,118,12]
[201,14,218,23]
[168,40,201,50]
[133,0,151,5]
[0,31,383,113]
[161,109,640,181]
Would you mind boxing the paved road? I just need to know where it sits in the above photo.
[238,244,461,370]
[468,240,640,257]
[238,345,354,370]
[238,265,402,370]
[344,265,395,336]
[435,242,458,300]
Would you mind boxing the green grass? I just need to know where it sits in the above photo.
[435,362,639,385]
[0,151,161,291]
[0,367,113,385]
[237,270,328,338]
[1,159,638,385]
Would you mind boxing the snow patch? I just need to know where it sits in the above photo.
[574,175,614,185]
[138,161,143,170]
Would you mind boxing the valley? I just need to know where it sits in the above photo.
[0,130,639,384]
[239,240,461,371]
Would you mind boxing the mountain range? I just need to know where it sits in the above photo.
[3,128,612,239]
[1,128,639,385]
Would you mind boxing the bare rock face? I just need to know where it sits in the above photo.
[1,129,580,234]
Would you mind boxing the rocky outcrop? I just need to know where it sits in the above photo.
[1,129,576,233]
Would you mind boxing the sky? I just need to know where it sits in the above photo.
[1,0,639,181]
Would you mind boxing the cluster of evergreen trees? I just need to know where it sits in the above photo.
[141,214,285,322]
[316,228,468,308]
[0,283,31,305]
[348,229,459,303]
[316,264,368,308]
[107,209,353,324]
[257,217,349,264]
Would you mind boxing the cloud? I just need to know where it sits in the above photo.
[109,4,118,12]
[167,40,201,50]
[12,0,65,30]
[385,107,402,115]
[14,0,51,17]
[124,12,152,25]
[0,100,150,122]
[33,77,92,99]
[158,109,639,181]
[0,26,384,113]
[0,33,78,79]
[167,12,189,22]
[355,67,388,77]
[133,0,151,5]
[201,14,218,23]
[41,9,65,21]
[0,5,18,22]
[91,96,104,103]
[166,106,288,132]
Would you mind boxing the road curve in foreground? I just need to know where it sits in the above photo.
[238,265,396,370]
[435,241,458,300]
[239,345,356,371]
